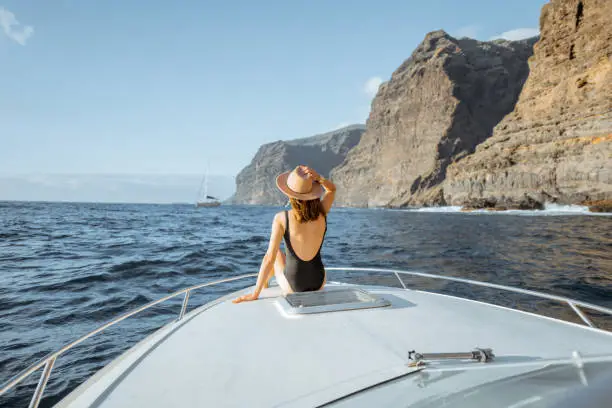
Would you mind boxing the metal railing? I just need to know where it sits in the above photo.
[2,267,612,408]
[326,267,612,328]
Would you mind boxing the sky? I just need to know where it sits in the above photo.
[0,0,546,202]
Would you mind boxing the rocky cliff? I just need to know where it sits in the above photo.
[446,0,612,208]
[233,125,365,205]
[332,31,537,207]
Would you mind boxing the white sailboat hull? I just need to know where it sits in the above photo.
[195,201,221,208]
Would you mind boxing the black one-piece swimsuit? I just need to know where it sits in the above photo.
[283,211,327,292]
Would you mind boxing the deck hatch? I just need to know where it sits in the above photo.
[280,287,391,314]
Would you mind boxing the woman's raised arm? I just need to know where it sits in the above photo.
[303,166,336,214]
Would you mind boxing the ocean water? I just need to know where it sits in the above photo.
[1,201,611,407]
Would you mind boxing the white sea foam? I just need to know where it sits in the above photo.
[406,206,463,213]
[398,203,610,216]
[542,203,590,213]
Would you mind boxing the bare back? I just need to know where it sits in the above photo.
[282,210,326,261]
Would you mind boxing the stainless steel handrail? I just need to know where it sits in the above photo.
[326,267,612,327]
[3,267,612,407]
[0,273,257,408]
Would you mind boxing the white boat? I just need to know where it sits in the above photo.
[2,267,612,407]
[195,165,220,208]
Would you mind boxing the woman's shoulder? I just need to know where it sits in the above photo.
[273,211,287,225]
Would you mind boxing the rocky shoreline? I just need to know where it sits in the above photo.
[583,200,612,213]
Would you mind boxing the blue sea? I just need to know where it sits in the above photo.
[1,202,611,407]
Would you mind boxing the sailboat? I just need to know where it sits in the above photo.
[195,166,221,208]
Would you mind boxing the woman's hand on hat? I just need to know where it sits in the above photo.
[303,166,321,182]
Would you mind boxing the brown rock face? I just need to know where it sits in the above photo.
[446,0,612,208]
[331,30,536,207]
[233,125,364,205]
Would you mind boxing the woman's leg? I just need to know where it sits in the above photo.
[272,249,293,295]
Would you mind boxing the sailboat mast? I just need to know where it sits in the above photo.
[204,162,209,199]
[196,174,206,204]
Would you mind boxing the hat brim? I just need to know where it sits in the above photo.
[276,171,323,201]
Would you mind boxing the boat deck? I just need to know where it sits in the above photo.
[56,283,612,407]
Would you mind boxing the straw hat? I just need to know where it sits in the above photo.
[276,166,323,201]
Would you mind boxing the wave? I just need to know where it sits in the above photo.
[50,234,73,239]
[109,259,170,273]
[33,249,84,259]
[33,273,113,293]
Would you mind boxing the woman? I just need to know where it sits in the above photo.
[233,165,336,303]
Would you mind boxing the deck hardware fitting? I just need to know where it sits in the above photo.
[408,348,494,364]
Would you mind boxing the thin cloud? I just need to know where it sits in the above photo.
[490,28,539,41]
[0,7,34,45]
[363,76,383,98]
[453,25,479,39]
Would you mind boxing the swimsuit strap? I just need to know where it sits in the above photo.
[284,210,296,256]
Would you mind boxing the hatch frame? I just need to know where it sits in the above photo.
[278,286,392,315]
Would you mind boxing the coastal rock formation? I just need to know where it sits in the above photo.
[233,125,364,205]
[446,0,612,208]
[332,31,536,207]
[584,200,612,213]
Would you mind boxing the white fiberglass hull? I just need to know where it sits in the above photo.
[55,282,612,408]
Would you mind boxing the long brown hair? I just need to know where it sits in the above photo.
[289,198,325,223]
